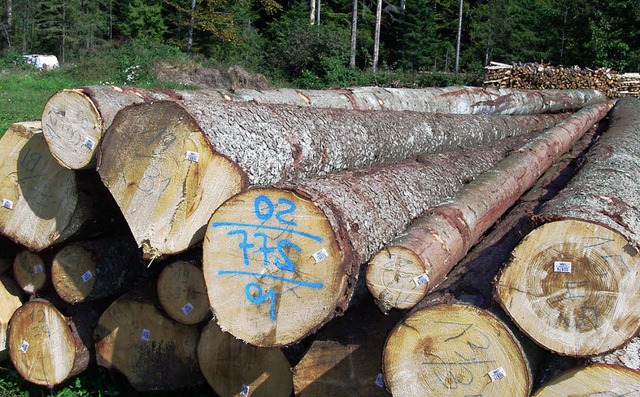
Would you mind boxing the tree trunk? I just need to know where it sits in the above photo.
[13,249,47,295]
[532,364,640,396]
[51,237,137,304]
[365,102,612,313]
[197,320,293,397]
[0,275,23,362]
[455,0,463,76]
[7,298,91,387]
[0,121,90,251]
[494,97,640,357]
[309,0,315,25]
[202,134,541,347]
[293,301,402,396]
[157,260,209,325]
[94,292,204,391]
[383,303,532,396]
[372,0,382,73]
[349,0,357,68]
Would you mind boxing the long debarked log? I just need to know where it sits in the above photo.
[531,364,640,396]
[494,97,640,357]
[365,102,613,313]
[43,85,601,170]
[99,99,566,259]
[203,135,539,347]
[383,303,532,396]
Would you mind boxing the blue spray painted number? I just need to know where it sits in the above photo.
[254,195,297,226]
[246,283,276,320]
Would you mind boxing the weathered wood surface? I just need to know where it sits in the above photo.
[8,298,90,387]
[531,364,640,396]
[383,303,531,396]
[0,275,23,362]
[495,98,640,357]
[157,260,209,325]
[94,293,204,391]
[365,102,613,313]
[197,320,293,397]
[203,136,536,347]
[0,122,88,251]
[13,249,47,295]
[99,99,564,259]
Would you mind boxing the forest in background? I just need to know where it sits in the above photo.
[0,0,639,87]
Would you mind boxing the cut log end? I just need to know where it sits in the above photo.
[532,364,640,396]
[51,244,98,304]
[98,101,246,259]
[157,261,209,325]
[383,303,531,397]
[8,300,79,387]
[495,219,640,356]
[13,250,47,295]
[42,89,102,170]
[366,246,428,312]
[197,320,293,397]
[0,275,23,362]
[203,187,345,347]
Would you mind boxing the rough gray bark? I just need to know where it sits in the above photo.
[349,0,358,68]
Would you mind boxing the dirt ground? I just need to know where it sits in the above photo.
[154,62,271,91]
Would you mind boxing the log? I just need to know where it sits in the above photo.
[7,298,91,387]
[51,237,137,304]
[94,292,204,391]
[203,135,538,347]
[13,249,47,295]
[0,121,89,251]
[383,303,531,396]
[292,301,402,396]
[0,234,20,274]
[197,319,293,397]
[0,275,23,362]
[365,102,613,313]
[157,260,209,325]
[532,364,640,396]
[494,97,640,357]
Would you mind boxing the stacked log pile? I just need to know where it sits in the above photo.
[3,85,640,396]
[484,61,640,98]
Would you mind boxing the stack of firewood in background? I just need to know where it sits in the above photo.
[1,83,640,396]
[484,61,640,98]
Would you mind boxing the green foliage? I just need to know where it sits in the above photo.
[118,0,167,43]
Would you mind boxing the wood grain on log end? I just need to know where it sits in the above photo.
[97,101,247,259]
[495,219,640,356]
[157,261,209,325]
[383,303,531,397]
[0,275,23,362]
[532,364,640,396]
[42,89,102,170]
[366,246,428,312]
[8,299,84,387]
[0,122,80,251]
[13,250,47,295]
[203,187,344,347]
[51,244,99,304]
[197,320,293,397]
[94,295,203,390]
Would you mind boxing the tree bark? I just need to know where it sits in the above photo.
[532,364,640,396]
[373,0,382,73]
[349,0,357,68]
[202,134,540,347]
[494,97,640,357]
[0,121,90,251]
[51,237,137,304]
[0,275,22,362]
[157,260,209,325]
[383,303,531,396]
[7,298,91,387]
[94,292,204,391]
[13,249,47,295]
[197,319,293,397]
[365,102,612,313]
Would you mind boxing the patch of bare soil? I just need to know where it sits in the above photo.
[154,61,270,91]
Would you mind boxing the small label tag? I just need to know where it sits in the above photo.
[2,199,13,210]
[185,151,200,162]
[181,303,194,315]
[83,137,96,150]
[413,273,430,286]
[240,384,250,396]
[554,261,572,273]
[141,329,151,342]
[488,367,506,382]
[375,373,385,388]
[19,340,29,353]
[312,248,329,263]
[81,270,93,283]
[33,264,44,274]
